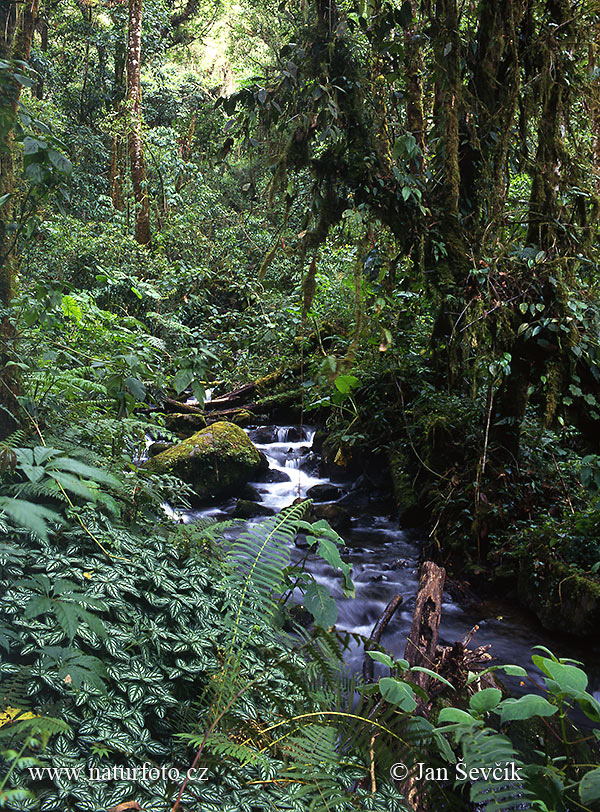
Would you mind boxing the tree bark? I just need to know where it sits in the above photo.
[0,0,38,441]
[126,0,151,245]
[404,561,445,692]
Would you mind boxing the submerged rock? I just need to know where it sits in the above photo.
[306,483,342,502]
[255,467,291,484]
[313,504,352,532]
[143,421,267,501]
[232,500,275,519]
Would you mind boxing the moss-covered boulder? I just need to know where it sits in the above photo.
[518,549,600,637]
[143,421,267,501]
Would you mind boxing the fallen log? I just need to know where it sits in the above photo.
[204,365,303,412]
[363,593,403,683]
[163,397,205,415]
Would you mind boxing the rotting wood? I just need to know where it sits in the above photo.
[404,561,446,690]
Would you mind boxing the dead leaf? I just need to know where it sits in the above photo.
[108,802,142,812]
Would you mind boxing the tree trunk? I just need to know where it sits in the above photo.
[404,561,446,691]
[126,0,151,245]
[0,0,38,440]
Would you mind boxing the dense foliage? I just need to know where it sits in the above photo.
[1,0,600,809]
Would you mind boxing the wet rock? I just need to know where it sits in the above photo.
[284,603,313,630]
[143,421,267,501]
[239,484,263,501]
[232,500,276,519]
[277,427,303,442]
[311,429,327,454]
[295,534,310,549]
[230,409,254,427]
[255,467,291,484]
[248,426,278,444]
[306,483,343,502]
[387,559,412,570]
[313,504,352,532]
[148,442,173,457]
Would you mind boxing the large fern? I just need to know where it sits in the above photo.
[453,726,525,812]
[224,500,309,655]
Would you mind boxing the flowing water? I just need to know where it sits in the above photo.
[178,424,600,708]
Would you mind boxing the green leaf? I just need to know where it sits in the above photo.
[333,374,359,395]
[316,537,344,570]
[379,677,416,712]
[575,691,600,723]
[303,582,337,627]
[61,295,83,323]
[0,497,62,540]
[580,768,600,804]
[499,694,557,723]
[128,682,145,703]
[24,596,53,619]
[48,471,99,501]
[542,660,588,694]
[50,457,120,488]
[75,606,107,639]
[501,664,528,677]
[469,687,502,713]
[23,136,45,154]
[366,651,394,668]
[0,192,11,208]
[125,376,146,401]
[48,149,72,175]
[25,162,45,184]
[54,602,80,641]
[438,707,480,726]
[173,368,194,394]
[191,380,206,406]
[410,666,455,689]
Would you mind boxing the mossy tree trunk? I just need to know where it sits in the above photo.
[126,0,151,245]
[491,0,577,455]
[0,0,38,441]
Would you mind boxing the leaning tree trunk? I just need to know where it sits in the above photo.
[126,0,151,245]
[0,0,38,441]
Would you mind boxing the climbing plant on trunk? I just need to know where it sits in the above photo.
[126,0,151,246]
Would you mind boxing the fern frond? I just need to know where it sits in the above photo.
[457,728,525,812]
[226,501,309,649]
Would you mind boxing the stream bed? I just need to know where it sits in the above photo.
[177,424,600,707]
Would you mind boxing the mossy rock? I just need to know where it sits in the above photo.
[518,547,600,637]
[143,421,267,501]
[164,413,207,435]
[230,409,254,427]
[232,499,275,519]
